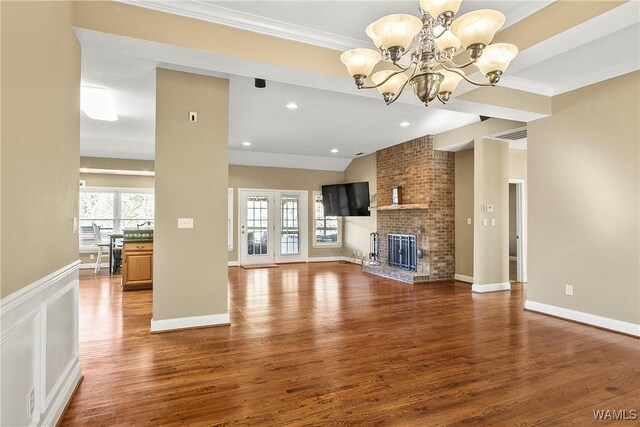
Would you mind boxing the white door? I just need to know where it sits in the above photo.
[239,189,308,266]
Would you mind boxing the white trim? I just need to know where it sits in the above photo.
[150,313,230,332]
[228,261,240,267]
[1,261,81,427]
[524,300,640,337]
[40,358,82,427]
[552,58,640,96]
[307,256,346,263]
[79,167,154,176]
[1,261,81,313]
[229,150,350,172]
[454,274,474,283]
[117,0,550,52]
[117,0,371,51]
[472,282,511,293]
[501,1,555,30]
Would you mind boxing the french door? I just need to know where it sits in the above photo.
[238,189,308,265]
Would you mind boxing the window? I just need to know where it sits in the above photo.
[280,195,300,255]
[313,191,341,247]
[79,187,154,251]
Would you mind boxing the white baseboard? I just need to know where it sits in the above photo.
[524,300,640,337]
[228,261,239,267]
[472,282,511,293]
[454,274,474,283]
[41,358,82,427]
[150,313,230,332]
[1,260,81,427]
[307,256,347,263]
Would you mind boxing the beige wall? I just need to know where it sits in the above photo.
[154,69,228,321]
[508,149,527,181]
[434,119,524,150]
[1,1,80,298]
[528,71,639,325]
[455,150,474,278]
[80,157,155,188]
[228,165,344,262]
[342,154,377,260]
[474,139,509,286]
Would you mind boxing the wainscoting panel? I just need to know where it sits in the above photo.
[0,261,82,427]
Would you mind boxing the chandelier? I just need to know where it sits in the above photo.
[340,0,518,106]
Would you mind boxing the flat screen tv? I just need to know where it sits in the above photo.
[321,182,371,216]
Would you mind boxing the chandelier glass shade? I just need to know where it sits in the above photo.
[339,0,518,106]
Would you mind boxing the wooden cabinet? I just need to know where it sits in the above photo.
[122,242,153,290]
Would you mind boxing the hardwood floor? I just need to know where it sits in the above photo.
[62,263,639,426]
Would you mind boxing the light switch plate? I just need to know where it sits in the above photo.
[565,284,574,296]
[467,218,472,225]
[178,218,194,228]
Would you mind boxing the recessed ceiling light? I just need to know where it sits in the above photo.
[242,141,251,146]
[331,148,339,153]
[400,121,410,127]
[286,103,298,109]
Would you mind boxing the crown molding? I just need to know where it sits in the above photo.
[229,150,351,172]
[501,1,555,30]
[117,0,552,52]
[116,0,370,51]
[552,58,639,96]
[498,75,555,97]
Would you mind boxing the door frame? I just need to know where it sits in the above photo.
[509,179,527,282]
[238,188,308,266]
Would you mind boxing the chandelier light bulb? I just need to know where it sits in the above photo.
[434,28,461,52]
[366,22,383,49]
[340,1,514,107]
[340,48,382,78]
[438,69,464,94]
[450,9,505,49]
[419,0,462,19]
[476,43,519,75]
[371,14,423,50]
[371,70,408,96]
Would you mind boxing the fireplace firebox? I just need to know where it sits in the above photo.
[388,234,417,271]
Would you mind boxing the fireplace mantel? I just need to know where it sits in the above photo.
[372,203,429,211]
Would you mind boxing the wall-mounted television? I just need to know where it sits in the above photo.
[321,182,371,217]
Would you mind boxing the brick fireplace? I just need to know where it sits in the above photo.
[372,135,454,282]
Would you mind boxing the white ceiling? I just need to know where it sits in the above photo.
[79,1,640,168]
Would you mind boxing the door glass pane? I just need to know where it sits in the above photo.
[247,196,269,256]
[280,196,300,255]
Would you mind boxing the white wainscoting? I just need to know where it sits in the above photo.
[1,261,82,426]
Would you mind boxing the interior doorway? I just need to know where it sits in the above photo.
[508,180,526,282]
[238,189,308,266]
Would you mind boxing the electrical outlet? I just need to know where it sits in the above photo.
[565,284,574,296]
[189,111,197,122]
[89,254,95,260]
[28,388,35,419]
